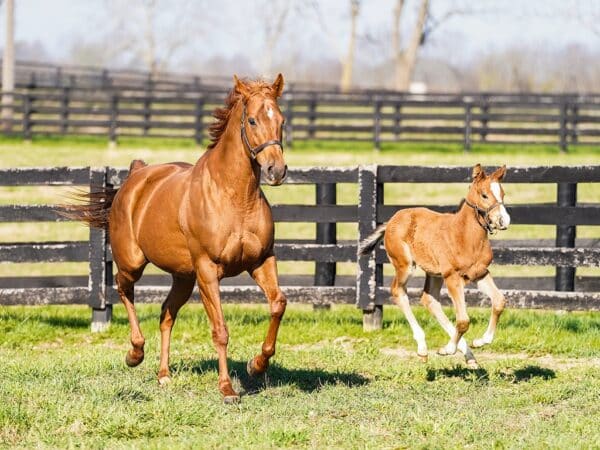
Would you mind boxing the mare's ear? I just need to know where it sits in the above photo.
[233,74,251,99]
[492,165,506,181]
[272,73,285,98]
[472,163,486,181]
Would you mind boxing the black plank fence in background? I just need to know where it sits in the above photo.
[2,88,600,151]
[0,165,599,331]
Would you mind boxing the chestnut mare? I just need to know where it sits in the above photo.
[359,165,510,368]
[70,75,288,403]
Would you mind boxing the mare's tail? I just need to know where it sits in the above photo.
[357,223,387,256]
[58,159,147,229]
[59,187,118,230]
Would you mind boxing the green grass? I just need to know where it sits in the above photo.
[1,303,599,448]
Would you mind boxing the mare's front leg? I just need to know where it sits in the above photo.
[438,273,470,357]
[195,258,239,403]
[473,273,506,348]
[247,255,287,376]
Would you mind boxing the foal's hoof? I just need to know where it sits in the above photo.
[472,338,489,348]
[437,345,457,356]
[247,358,268,377]
[223,394,241,405]
[158,376,172,386]
[417,353,428,363]
[125,349,144,367]
[466,359,480,370]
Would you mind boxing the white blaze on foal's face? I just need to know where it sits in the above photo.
[490,181,510,230]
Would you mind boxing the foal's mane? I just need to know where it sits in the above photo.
[207,79,276,150]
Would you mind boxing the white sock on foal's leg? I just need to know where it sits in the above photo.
[396,294,428,361]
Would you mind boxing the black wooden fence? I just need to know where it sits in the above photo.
[0,165,599,330]
[2,88,600,150]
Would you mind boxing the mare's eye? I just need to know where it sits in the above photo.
[482,193,488,199]
[248,117,257,126]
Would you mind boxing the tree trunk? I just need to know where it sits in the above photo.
[2,0,15,132]
[340,0,360,92]
[394,0,428,91]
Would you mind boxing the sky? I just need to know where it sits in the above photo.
[1,0,598,70]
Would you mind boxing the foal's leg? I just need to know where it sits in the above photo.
[438,273,470,357]
[473,273,506,348]
[157,275,195,385]
[195,258,238,403]
[420,275,478,368]
[389,248,428,361]
[247,255,287,376]
[116,268,147,367]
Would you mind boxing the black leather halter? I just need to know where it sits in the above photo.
[464,198,502,234]
[240,104,283,160]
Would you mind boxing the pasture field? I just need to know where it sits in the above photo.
[0,136,599,280]
[1,303,599,448]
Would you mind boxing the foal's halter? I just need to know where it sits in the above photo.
[240,103,284,160]
[464,198,502,234]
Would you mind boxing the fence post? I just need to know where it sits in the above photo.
[22,93,32,141]
[394,101,402,141]
[559,100,568,153]
[285,95,294,148]
[357,165,383,331]
[373,99,382,151]
[571,104,578,145]
[89,167,113,332]
[308,96,317,139]
[315,183,337,309]
[61,87,70,135]
[480,96,489,142]
[194,96,205,145]
[109,93,118,145]
[464,102,472,151]
[143,95,151,136]
[555,182,577,291]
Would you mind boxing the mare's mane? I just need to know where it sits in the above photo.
[207,80,276,150]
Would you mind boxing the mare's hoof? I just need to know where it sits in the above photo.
[223,395,241,405]
[125,350,144,367]
[466,359,480,370]
[247,358,267,377]
[158,376,172,386]
[417,353,428,363]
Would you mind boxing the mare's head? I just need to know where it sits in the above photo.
[466,164,511,232]
[233,74,287,185]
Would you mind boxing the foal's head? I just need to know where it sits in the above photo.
[466,164,511,232]
[234,74,287,185]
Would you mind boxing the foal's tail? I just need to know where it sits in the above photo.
[58,159,147,229]
[357,223,387,256]
[58,187,118,230]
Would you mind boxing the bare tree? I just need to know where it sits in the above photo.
[259,0,292,76]
[2,0,14,131]
[340,0,360,92]
[392,0,429,91]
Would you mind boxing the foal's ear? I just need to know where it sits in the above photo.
[492,165,507,181]
[272,73,285,98]
[233,74,251,99]
[472,163,486,181]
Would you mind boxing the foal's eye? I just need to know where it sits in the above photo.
[481,193,488,200]
[248,117,257,126]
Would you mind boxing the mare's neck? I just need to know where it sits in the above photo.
[204,102,262,201]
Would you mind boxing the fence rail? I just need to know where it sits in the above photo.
[0,165,599,330]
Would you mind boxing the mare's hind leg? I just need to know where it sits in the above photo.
[420,274,478,369]
[247,255,287,376]
[157,275,195,385]
[389,244,428,361]
[472,273,506,348]
[116,266,147,367]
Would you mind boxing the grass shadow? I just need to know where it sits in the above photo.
[498,365,556,383]
[177,358,369,396]
[426,365,489,382]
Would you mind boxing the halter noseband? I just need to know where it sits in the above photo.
[464,198,502,234]
[240,103,283,160]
